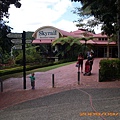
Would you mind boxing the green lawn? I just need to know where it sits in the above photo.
[1,61,75,80]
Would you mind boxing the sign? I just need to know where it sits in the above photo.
[14,45,22,49]
[11,39,22,44]
[26,40,33,43]
[7,33,22,38]
[11,39,32,44]
[36,28,59,39]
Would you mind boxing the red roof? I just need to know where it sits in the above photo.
[71,29,94,36]
[57,29,73,37]
[80,40,96,44]
[54,28,82,38]
[94,33,108,38]
[80,40,116,45]
[32,26,116,45]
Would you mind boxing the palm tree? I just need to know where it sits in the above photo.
[52,36,82,59]
[52,36,94,59]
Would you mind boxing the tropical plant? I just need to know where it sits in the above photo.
[15,45,42,65]
[52,36,81,59]
[52,36,94,59]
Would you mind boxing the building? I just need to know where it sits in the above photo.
[32,26,117,58]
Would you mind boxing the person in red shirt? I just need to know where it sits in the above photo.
[77,53,84,73]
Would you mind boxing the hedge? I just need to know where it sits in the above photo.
[0,59,73,77]
[99,59,120,82]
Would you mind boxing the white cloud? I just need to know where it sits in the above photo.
[54,19,77,32]
[4,0,101,33]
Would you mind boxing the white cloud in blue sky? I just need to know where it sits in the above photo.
[5,0,101,33]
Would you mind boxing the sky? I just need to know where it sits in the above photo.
[5,0,101,33]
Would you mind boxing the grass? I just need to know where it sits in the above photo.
[1,61,75,80]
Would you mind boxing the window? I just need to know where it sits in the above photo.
[98,37,108,41]
[105,38,108,41]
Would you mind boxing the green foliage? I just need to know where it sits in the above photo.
[0,51,11,64]
[72,0,117,36]
[0,0,21,62]
[15,53,35,65]
[0,21,12,54]
[99,59,120,82]
[26,31,34,40]
[52,36,83,59]
[0,66,23,76]
[0,0,21,20]
[52,36,93,59]
[0,60,74,77]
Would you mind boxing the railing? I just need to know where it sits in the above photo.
[47,57,59,62]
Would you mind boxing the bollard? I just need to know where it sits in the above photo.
[0,79,3,92]
[52,74,55,88]
[78,71,80,85]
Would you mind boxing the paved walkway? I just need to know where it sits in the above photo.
[0,58,120,110]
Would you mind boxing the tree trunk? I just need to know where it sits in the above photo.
[117,0,120,59]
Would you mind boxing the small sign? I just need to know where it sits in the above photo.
[7,33,22,38]
[11,39,22,44]
[26,40,33,43]
[14,45,22,49]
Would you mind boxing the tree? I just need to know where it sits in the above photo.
[52,36,82,59]
[0,21,11,53]
[52,35,93,59]
[0,0,21,63]
[71,0,120,59]
[116,0,120,59]
[0,0,21,20]
[72,0,117,35]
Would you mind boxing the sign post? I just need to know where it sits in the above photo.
[7,33,22,38]
[11,39,22,44]
[7,31,27,89]
[22,31,26,89]
[7,32,27,89]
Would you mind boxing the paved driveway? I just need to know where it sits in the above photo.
[0,88,120,120]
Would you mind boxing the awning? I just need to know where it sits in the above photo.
[32,39,55,44]
[80,40,97,44]
[94,41,116,45]
[80,40,116,45]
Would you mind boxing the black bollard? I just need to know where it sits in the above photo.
[52,74,55,88]
[78,71,80,85]
[0,79,3,92]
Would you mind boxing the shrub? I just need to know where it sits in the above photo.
[99,59,120,82]
[15,54,35,65]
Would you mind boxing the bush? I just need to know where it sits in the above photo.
[0,58,74,77]
[99,59,120,82]
[15,54,35,65]
[0,66,23,76]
